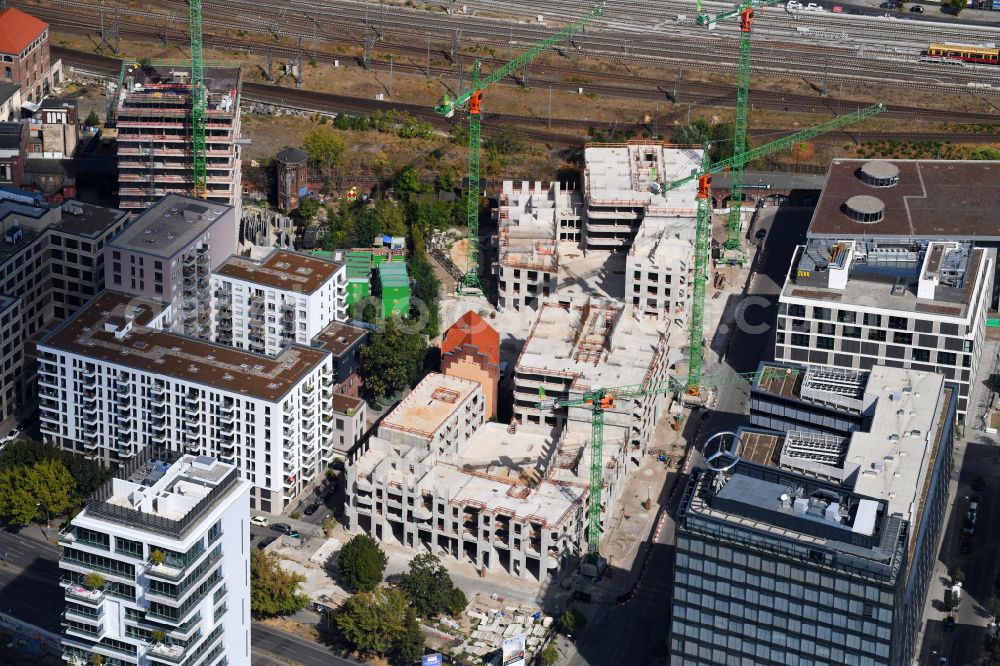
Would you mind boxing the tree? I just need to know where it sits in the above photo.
[250,549,309,617]
[540,643,560,666]
[0,467,38,525]
[951,567,966,585]
[358,318,427,399]
[150,549,166,566]
[84,572,106,591]
[970,147,1000,160]
[399,553,467,618]
[394,165,424,200]
[395,607,425,664]
[150,629,167,644]
[84,110,101,127]
[338,534,388,593]
[89,654,103,666]
[373,199,408,238]
[408,226,442,337]
[435,166,458,193]
[296,197,321,223]
[302,127,347,176]
[944,589,961,613]
[558,607,588,635]
[335,588,411,658]
[28,458,76,517]
[670,120,733,163]
[947,0,966,14]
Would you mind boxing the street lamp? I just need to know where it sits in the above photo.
[37,502,50,529]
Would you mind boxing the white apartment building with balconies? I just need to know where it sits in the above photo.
[38,290,357,512]
[212,249,346,355]
[59,450,251,666]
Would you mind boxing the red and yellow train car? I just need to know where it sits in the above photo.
[927,43,1000,64]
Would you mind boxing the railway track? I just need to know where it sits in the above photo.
[58,47,1000,148]
[15,0,1000,94]
[39,2,1000,129]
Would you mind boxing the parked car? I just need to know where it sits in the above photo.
[304,502,322,516]
[805,3,826,10]
[755,228,768,240]
[257,535,277,549]
[271,523,301,538]
[250,515,269,527]
[944,615,956,632]
[963,501,978,535]
[831,5,843,11]
[786,0,802,8]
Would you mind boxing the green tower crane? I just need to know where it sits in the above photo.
[539,368,781,557]
[668,103,886,397]
[189,0,207,198]
[435,6,602,293]
[697,0,783,257]
[538,104,886,559]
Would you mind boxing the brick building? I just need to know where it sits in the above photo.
[441,310,501,420]
[275,147,309,212]
[0,122,25,188]
[0,8,62,105]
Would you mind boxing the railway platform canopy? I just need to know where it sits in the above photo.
[807,159,1000,241]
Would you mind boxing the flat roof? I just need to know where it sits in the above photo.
[584,143,702,211]
[312,321,368,358]
[215,249,342,293]
[110,193,231,258]
[380,373,481,439]
[809,159,1000,240]
[630,216,694,265]
[40,291,329,402]
[848,366,948,520]
[77,449,244,540]
[121,61,242,97]
[459,422,554,483]
[332,393,364,416]
[51,200,128,239]
[783,243,988,319]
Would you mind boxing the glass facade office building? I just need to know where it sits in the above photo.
[669,366,956,666]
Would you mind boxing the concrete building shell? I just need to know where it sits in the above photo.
[112,62,242,213]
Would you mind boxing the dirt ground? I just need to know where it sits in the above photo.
[52,24,996,180]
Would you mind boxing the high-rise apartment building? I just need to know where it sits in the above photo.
[49,200,129,320]
[0,198,129,431]
[212,249,346,355]
[111,62,242,212]
[670,364,956,665]
[38,290,360,510]
[59,449,251,666]
[106,194,236,340]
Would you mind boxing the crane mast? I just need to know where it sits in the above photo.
[541,104,886,558]
[435,6,602,292]
[189,0,207,199]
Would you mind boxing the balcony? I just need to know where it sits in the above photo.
[62,620,104,641]
[60,580,105,606]
[148,641,187,663]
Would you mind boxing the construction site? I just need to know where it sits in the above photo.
[110,60,243,212]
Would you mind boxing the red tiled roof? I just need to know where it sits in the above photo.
[0,9,47,54]
[442,310,500,367]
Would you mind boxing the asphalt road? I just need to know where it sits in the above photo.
[921,438,1000,666]
[703,206,812,438]
[252,623,361,666]
[0,528,64,633]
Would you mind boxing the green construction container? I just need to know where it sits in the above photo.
[346,251,372,279]
[378,261,410,319]
[345,278,370,308]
